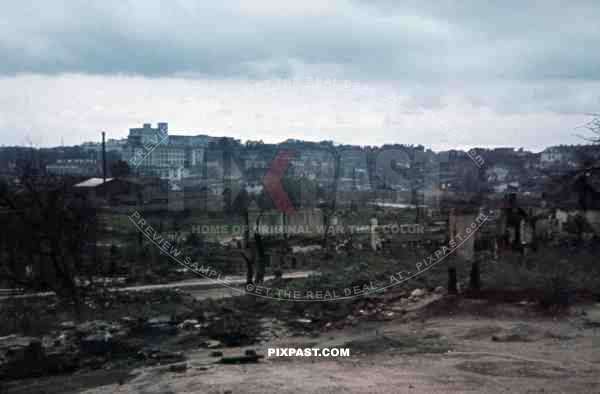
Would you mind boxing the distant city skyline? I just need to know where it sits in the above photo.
[1,76,596,153]
[73,117,596,155]
[1,2,599,150]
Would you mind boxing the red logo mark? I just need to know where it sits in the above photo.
[262,150,296,212]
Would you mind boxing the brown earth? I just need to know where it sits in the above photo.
[3,296,600,394]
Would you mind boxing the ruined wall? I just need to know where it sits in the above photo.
[247,209,324,237]
[584,210,600,234]
[448,213,476,261]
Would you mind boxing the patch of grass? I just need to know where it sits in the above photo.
[455,360,569,379]
[344,332,450,355]
[460,326,503,340]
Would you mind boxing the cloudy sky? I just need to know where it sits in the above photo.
[0,0,599,150]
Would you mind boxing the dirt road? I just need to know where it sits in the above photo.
[0,270,315,300]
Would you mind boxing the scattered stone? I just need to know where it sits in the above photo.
[120,316,137,326]
[146,315,174,325]
[0,337,78,379]
[53,333,67,347]
[79,355,107,370]
[204,340,222,349]
[144,316,177,336]
[81,332,113,355]
[390,305,407,313]
[219,353,264,364]
[178,319,200,330]
[410,288,426,298]
[168,362,188,373]
[210,350,223,357]
[203,311,216,320]
[491,323,538,342]
[582,304,600,327]
[434,286,446,295]
[144,349,186,366]
[291,244,322,254]
[59,321,76,330]
[76,320,121,336]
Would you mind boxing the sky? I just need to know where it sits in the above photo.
[0,0,599,151]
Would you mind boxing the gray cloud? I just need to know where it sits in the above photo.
[2,0,599,81]
[1,1,599,150]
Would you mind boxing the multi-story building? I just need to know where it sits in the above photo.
[81,138,128,160]
[46,159,100,176]
[126,122,210,180]
[540,147,565,167]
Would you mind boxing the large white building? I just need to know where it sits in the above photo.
[79,122,247,183]
[126,122,209,180]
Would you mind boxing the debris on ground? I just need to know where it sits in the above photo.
[219,353,264,364]
[203,340,222,349]
[139,348,186,366]
[167,362,188,373]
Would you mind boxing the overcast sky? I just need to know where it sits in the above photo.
[1,0,599,151]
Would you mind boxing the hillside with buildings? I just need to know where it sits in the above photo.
[2,122,599,198]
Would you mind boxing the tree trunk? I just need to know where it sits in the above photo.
[243,210,249,249]
[240,252,254,285]
[321,210,330,249]
[241,209,253,284]
[447,266,458,294]
[254,232,266,284]
[469,261,481,291]
[253,213,267,284]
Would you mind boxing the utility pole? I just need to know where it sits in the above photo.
[102,131,107,182]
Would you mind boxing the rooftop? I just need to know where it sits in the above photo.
[73,177,115,188]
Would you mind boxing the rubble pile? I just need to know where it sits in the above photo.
[0,285,446,380]
[272,287,443,332]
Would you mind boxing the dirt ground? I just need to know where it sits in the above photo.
[5,297,600,394]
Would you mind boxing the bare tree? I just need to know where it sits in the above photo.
[240,210,269,285]
[576,113,600,143]
[0,173,99,314]
[253,216,268,284]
